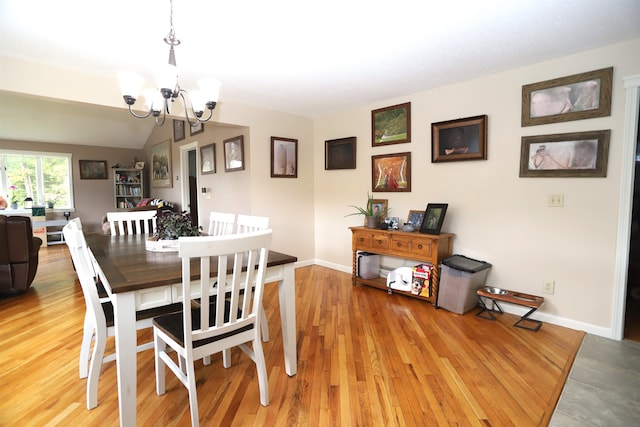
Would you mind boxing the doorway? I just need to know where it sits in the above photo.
[624,107,640,342]
[179,142,199,227]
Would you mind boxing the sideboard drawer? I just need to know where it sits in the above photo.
[370,234,389,251]
[410,238,433,258]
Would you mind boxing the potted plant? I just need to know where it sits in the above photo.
[345,193,389,229]
[146,210,201,252]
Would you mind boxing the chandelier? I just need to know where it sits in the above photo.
[117,0,220,126]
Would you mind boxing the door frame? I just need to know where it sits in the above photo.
[613,74,640,340]
[179,141,198,216]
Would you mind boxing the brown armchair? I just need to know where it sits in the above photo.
[0,215,43,295]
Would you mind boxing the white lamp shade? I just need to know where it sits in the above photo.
[198,79,221,102]
[143,89,164,113]
[189,90,206,113]
[117,71,145,98]
[155,63,178,92]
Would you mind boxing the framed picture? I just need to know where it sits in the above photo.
[151,139,172,188]
[79,160,108,179]
[371,152,411,192]
[407,210,425,228]
[371,102,411,146]
[173,119,185,142]
[519,130,610,178]
[419,203,448,235]
[366,198,388,226]
[431,115,488,163]
[325,136,356,170]
[522,67,613,127]
[224,135,244,172]
[190,122,204,136]
[200,143,216,175]
[134,161,145,170]
[271,137,298,178]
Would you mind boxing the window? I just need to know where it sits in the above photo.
[0,149,73,209]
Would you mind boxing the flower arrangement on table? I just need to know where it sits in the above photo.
[146,211,201,252]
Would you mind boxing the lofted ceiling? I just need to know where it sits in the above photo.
[1,0,640,149]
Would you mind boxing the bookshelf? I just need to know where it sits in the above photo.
[114,168,144,209]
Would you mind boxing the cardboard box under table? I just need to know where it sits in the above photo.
[437,255,491,314]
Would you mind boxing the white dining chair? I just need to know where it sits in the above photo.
[153,230,272,427]
[236,214,269,233]
[63,223,182,410]
[106,210,157,236]
[207,211,235,236]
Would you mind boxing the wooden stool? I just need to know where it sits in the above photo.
[476,287,544,331]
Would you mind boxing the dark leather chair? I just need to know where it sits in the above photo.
[0,215,42,295]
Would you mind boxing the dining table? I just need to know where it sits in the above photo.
[86,233,298,427]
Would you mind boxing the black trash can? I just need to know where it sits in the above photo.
[437,254,491,314]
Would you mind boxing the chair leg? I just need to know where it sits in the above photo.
[154,332,166,396]
[86,324,107,410]
[222,349,231,368]
[203,355,211,366]
[79,313,94,379]
[253,338,269,406]
[260,305,270,342]
[186,361,200,427]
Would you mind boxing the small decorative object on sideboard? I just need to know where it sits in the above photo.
[146,211,201,252]
[345,193,389,229]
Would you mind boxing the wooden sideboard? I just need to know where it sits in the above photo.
[350,226,454,305]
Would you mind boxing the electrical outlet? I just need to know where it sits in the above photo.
[548,194,564,207]
[543,280,555,295]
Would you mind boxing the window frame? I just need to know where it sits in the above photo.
[0,148,74,210]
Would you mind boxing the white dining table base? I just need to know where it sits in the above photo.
[109,263,297,427]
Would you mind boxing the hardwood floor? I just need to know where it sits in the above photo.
[0,245,584,426]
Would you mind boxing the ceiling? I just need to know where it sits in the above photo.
[1,0,640,148]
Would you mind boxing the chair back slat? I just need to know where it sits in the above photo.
[106,211,157,236]
[178,230,271,347]
[207,212,235,236]
[236,214,269,234]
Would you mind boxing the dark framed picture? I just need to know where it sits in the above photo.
[419,204,448,235]
[432,115,487,162]
[371,102,411,146]
[224,135,244,172]
[173,119,185,142]
[271,136,298,178]
[200,143,216,175]
[190,122,204,136]
[522,67,613,127]
[325,136,356,170]
[407,210,425,228]
[519,130,610,178]
[151,139,172,188]
[371,152,411,192]
[79,160,108,179]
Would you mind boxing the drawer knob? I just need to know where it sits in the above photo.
[417,244,423,249]
[397,242,401,247]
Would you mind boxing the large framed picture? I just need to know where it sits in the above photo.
[173,119,185,142]
[224,135,244,172]
[419,203,448,235]
[200,143,216,175]
[371,152,411,192]
[371,102,411,146]
[431,115,488,162]
[79,160,108,179]
[325,136,356,170]
[519,130,610,178]
[522,67,613,127]
[151,139,172,188]
[271,136,298,178]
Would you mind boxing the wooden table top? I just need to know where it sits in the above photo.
[86,233,298,294]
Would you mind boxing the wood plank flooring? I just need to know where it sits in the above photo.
[0,245,584,426]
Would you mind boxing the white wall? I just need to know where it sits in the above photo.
[314,38,640,336]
